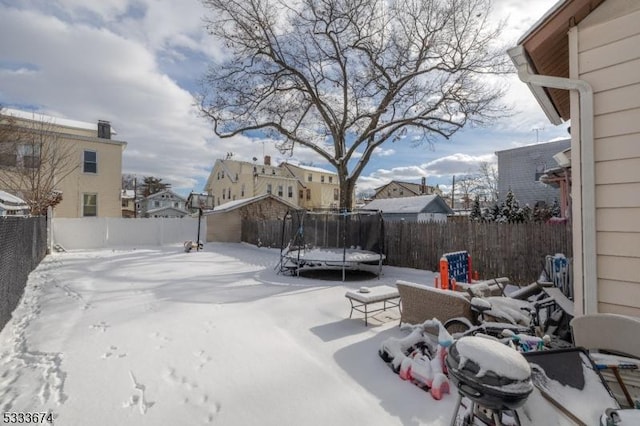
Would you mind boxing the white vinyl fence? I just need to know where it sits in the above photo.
[52,217,206,250]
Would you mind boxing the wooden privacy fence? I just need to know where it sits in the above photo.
[242,219,572,285]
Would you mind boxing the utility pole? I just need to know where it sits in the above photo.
[451,175,456,209]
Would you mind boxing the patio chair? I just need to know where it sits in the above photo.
[571,313,640,407]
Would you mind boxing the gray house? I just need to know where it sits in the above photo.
[496,139,571,208]
[363,194,453,222]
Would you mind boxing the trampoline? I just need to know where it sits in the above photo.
[277,209,385,280]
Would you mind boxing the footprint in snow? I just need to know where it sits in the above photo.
[90,322,109,332]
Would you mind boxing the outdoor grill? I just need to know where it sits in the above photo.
[446,336,534,425]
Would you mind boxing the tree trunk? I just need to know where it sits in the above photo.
[340,176,356,211]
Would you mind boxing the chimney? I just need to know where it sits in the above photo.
[264,155,271,166]
[421,177,427,194]
[97,120,111,139]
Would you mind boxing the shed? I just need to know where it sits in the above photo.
[363,194,453,222]
[205,194,298,243]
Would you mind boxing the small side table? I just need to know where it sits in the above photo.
[345,285,400,326]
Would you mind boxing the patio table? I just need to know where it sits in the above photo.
[345,285,400,326]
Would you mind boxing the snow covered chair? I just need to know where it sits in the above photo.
[396,280,473,332]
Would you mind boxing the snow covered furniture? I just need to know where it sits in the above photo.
[395,280,473,329]
[571,313,640,407]
[345,285,400,326]
[438,250,474,289]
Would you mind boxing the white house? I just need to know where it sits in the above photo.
[139,189,189,218]
[0,190,30,216]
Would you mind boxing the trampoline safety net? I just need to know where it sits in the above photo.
[277,209,385,278]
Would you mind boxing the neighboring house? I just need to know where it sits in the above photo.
[279,162,344,210]
[204,156,299,208]
[496,139,571,208]
[204,156,347,211]
[121,189,136,218]
[205,194,298,242]
[139,189,188,218]
[0,190,29,216]
[372,178,442,200]
[540,148,572,218]
[508,0,640,316]
[0,109,126,218]
[363,194,453,222]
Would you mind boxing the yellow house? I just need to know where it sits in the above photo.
[0,109,126,218]
[279,162,344,210]
[509,0,640,316]
[204,156,300,207]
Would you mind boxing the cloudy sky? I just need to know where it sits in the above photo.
[0,0,569,197]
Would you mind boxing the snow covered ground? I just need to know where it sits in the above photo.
[0,243,620,425]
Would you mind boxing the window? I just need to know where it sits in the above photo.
[121,199,128,208]
[19,144,40,168]
[228,188,231,199]
[241,184,245,197]
[299,189,304,199]
[307,174,312,182]
[217,172,220,180]
[288,186,293,198]
[221,171,225,179]
[267,184,272,194]
[174,202,179,208]
[333,188,339,201]
[223,191,226,200]
[0,151,17,167]
[321,175,325,183]
[235,173,238,180]
[83,193,97,217]
[278,185,283,197]
[83,150,97,173]
[306,189,311,200]
[329,176,333,183]
[535,163,546,181]
[272,169,276,175]
[154,200,160,207]
[262,167,265,174]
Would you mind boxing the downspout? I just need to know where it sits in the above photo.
[508,46,597,315]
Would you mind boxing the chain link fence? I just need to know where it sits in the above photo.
[0,216,47,332]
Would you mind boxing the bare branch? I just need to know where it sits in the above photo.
[198,0,510,208]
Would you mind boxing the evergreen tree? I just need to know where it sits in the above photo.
[470,194,482,222]
[550,199,561,217]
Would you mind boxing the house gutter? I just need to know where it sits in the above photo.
[507,46,598,315]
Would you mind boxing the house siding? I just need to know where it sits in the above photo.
[577,1,640,316]
[496,139,571,207]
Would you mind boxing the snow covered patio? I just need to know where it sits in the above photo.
[0,243,624,425]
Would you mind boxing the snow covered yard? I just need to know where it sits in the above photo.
[0,243,459,426]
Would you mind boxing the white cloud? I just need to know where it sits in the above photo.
[374,147,396,157]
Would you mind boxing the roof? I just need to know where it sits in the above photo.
[280,162,337,175]
[508,0,606,122]
[3,108,118,135]
[374,180,429,196]
[146,206,189,215]
[206,194,298,214]
[0,190,28,206]
[144,189,186,202]
[495,138,571,155]
[121,190,135,199]
[364,195,453,215]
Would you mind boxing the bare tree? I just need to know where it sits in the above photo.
[198,0,511,209]
[454,172,480,209]
[478,161,498,202]
[0,111,78,215]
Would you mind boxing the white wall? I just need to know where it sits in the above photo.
[52,217,206,249]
